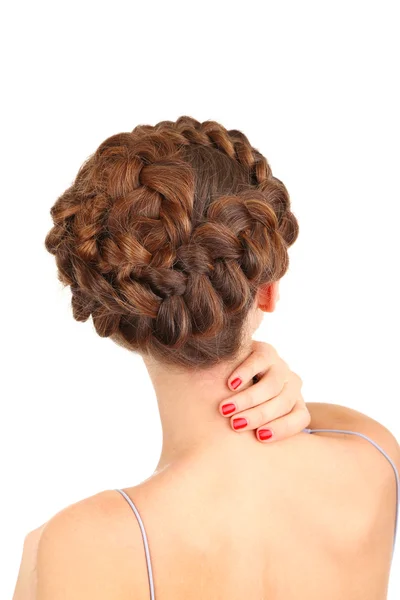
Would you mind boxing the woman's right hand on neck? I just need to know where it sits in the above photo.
[219,340,310,443]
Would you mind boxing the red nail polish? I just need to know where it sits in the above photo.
[258,429,273,440]
[230,377,242,390]
[221,403,236,416]
[232,417,247,430]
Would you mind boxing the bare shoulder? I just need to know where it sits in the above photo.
[38,489,124,545]
[36,488,149,599]
[307,402,400,466]
[307,402,400,504]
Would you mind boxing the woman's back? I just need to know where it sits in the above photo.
[113,416,398,599]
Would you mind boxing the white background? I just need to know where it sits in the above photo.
[1,1,399,597]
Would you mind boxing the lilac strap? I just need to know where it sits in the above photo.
[115,488,156,600]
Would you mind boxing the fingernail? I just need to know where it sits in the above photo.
[230,377,242,390]
[258,428,273,441]
[221,403,236,416]
[232,417,248,430]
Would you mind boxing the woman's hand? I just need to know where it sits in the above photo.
[219,340,310,442]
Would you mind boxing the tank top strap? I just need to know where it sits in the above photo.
[303,427,399,560]
[115,488,156,600]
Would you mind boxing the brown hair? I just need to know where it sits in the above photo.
[44,116,299,369]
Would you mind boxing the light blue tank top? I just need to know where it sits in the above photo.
[115,428,399,600]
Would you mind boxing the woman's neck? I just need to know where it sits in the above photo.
[142,340,260,473]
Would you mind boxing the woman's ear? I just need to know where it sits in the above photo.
[257,281,280,312]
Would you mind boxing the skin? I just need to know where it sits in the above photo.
[13,282,400,599]
[146,282,310,474]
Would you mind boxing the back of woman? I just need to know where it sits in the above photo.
[116,421,397,600]
[32,116,398,600]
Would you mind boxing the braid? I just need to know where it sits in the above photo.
[45,116,298,368]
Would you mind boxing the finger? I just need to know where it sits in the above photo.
[219,361,292,417]
[226,342,280,391]
[256,404,311,443]
[229,383,298,430]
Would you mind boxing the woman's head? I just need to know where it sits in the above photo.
[44,116,298,370]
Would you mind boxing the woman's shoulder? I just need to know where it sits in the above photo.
[302,403,398,556]
[35,488,148,599]
[307,401,399,447]
[38,488,141,546]
[306,401,400,489]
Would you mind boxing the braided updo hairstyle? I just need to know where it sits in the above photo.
[44,116,299,369]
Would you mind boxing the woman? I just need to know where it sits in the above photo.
[19,116,399,599]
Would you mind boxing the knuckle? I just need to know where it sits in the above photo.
[260,394,290,422]
[231,389,254,412]
[273,390,291,412]
[284,392,296,411]
[301,406,312,428]
[294,372,303,386]
[251,349,268,365]
[254,342,275,360]
[297,392,306,407]
[280,415,291,437]
[281,396,295,417]
[268,372,284,395]
[259,403,273,423]
[246,386,259,408]
[287,371,302,388]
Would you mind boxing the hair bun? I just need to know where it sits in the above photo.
[45,116,299,368]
